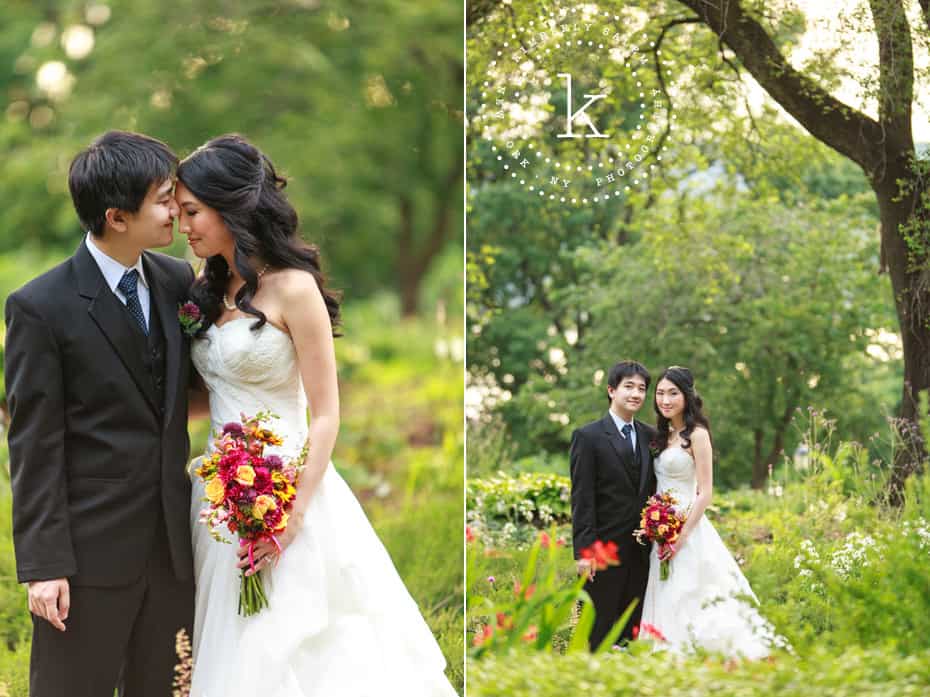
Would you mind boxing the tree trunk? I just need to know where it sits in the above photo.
[751,428,766,489]
[751,401,795,489]
[873,159,930,503]
[397,194,423,317]
[396,152,462,317]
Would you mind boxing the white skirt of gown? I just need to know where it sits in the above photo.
[187,319,457,696]
[189,460,457,697]
[640,446,782,659]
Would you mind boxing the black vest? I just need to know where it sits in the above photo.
[123,286,167,420]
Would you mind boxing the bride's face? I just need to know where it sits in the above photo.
[655,378,685,421]
[175,181,234,259]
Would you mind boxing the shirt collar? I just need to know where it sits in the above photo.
[84,233,149,292]
[609,410,635,434]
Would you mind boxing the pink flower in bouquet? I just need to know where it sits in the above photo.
[222,422,244,437]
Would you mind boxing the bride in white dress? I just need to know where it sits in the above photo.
[640,366,782,659]
[175,135,457,696]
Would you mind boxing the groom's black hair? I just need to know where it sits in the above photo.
[606,360,651,404]
[68,130,177,237]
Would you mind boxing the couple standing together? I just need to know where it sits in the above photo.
[570,361,781,657]
[5,131,457,696]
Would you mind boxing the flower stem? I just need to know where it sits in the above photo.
[239,570,268,616]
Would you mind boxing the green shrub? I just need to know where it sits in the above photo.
[467,472,571,549]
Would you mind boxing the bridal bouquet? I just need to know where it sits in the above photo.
[194,411,307,616]
[634,491,686,581]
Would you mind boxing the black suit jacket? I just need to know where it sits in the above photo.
[4,241,195,586]
[569,413,658,560]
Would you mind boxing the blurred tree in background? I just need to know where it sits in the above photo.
[0,0,462,314]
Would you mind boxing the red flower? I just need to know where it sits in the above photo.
[579,540,620,570]
[181,302,202,320]
[252,468,273,495]
[473,624,493,647]
[513,582,536,600]
[539,531,551,549]
[640,623,666,642]
[495,612,513,630]
[222,421,244,437]
[522,625,538,642]
[466,526,476,543]
[263,506,283,530]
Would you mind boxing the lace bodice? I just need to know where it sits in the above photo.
[654,445,697,507]
[191,318,308,458]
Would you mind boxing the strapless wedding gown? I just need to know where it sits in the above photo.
[188,319,457,697]
[640,445,782,659]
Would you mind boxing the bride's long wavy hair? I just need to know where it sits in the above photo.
[653,366,712,451]
[178,134,341,338]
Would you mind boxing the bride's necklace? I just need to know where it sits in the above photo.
[223,264,270,311]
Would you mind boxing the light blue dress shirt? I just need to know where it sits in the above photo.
[84,233,151,329]
[608,410,637,452]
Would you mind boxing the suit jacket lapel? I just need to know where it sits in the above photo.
[634,420,651,495]
[143,253,181,426]
[601,414,634,489]
[75,242,159,416]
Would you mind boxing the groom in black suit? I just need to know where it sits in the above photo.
[4,131,196,696]
[570,360,657,651]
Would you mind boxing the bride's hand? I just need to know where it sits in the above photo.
[659,536,685,562]
[236,514,305,576]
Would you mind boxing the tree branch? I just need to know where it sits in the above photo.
[715,38,764,141]
[468,0,501,28]
[649,17,703,174]
[868,0,914,152]
[675,0,887,175]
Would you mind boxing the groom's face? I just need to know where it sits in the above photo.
[608,374,647,417]
[116,177,179,249]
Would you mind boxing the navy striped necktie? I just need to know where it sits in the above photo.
[117,269,148,335]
